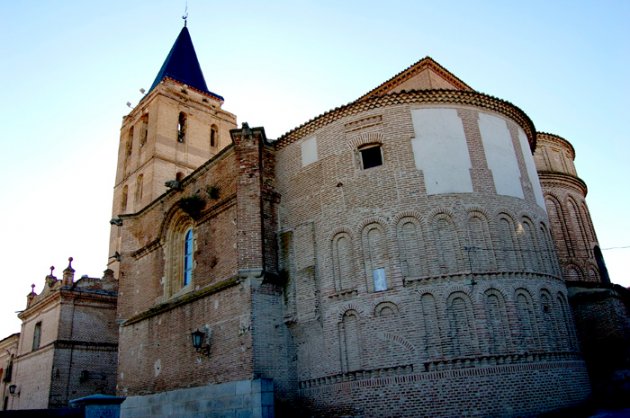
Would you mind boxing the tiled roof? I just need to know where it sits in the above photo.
[275,89,536,152]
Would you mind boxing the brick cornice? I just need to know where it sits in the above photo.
[538,171,588,196]
[275,89,536,152]
[537,132,575,159]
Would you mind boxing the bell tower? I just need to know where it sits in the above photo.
[108,25,237,274]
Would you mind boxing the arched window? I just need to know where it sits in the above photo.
[135,174,143,206]
[140,114,148,146]
[420,293,441,358]
[545,195,574,257]
[177,112,187,143]
[520,218,540,272]
[515,290,538,352]
[498,215,520,271]
[128,126,134,151]
[433,214,459,274]
[121,185,128,212]
[210,124,218,148]
[32,322,42,351]
[362,223,388,291]
[164,213,195,297]
[466,213,494,272]
[332,232,355,291]
[339,310,361,372]
[484,290,509,354]
[447,294,475,357]
[124,136,132,169]
[397,218,424,277]
[183,228,194,286]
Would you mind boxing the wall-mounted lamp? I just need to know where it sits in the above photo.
[109,217,123,226]
[8,384,18,396]
[191,327,211,356]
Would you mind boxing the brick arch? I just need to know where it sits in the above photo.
[563,264,583,281]
[586,263,599,281]
[465,206,492,220]
[392,210,424,225]
[373,301,400,317]
[445,286,473,300]
[425,207,457,222]
[347,131,384,150]
[335,303,366,323]
[356,217,388,235]
[380,332,416,354]
[475,284,510,304]
[514,286,535,301]
[159,203,194,244]
[328,226,355,242]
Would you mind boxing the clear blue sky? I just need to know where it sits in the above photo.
[1,1,628,338]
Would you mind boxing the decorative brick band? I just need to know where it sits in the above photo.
[275,89,535,152]
[299,364,414,389]
[422,351,581,372]
[403,270,562,286]
[299,356,583,392]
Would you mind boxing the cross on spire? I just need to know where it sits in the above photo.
[182,2,188,27]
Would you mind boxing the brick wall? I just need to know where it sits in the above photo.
[117,283,254,396]
[534,133,601,282]
[273,98,590,415]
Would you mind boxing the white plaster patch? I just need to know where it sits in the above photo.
[518,129,546,210]
[301,136,318,167]
[411,108,473,195]
[478,113,524,199]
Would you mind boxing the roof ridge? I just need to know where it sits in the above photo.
[356,56,473,102]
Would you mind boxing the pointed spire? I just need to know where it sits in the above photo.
[147,26,224,101]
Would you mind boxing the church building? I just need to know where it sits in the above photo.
[103,23,625,417]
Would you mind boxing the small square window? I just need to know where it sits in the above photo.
[360,145,383,169]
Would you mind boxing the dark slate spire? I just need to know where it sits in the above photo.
[148,26,224,101]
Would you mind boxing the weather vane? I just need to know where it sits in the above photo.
[182,1,188,27]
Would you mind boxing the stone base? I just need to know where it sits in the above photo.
[120,379,274,418]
